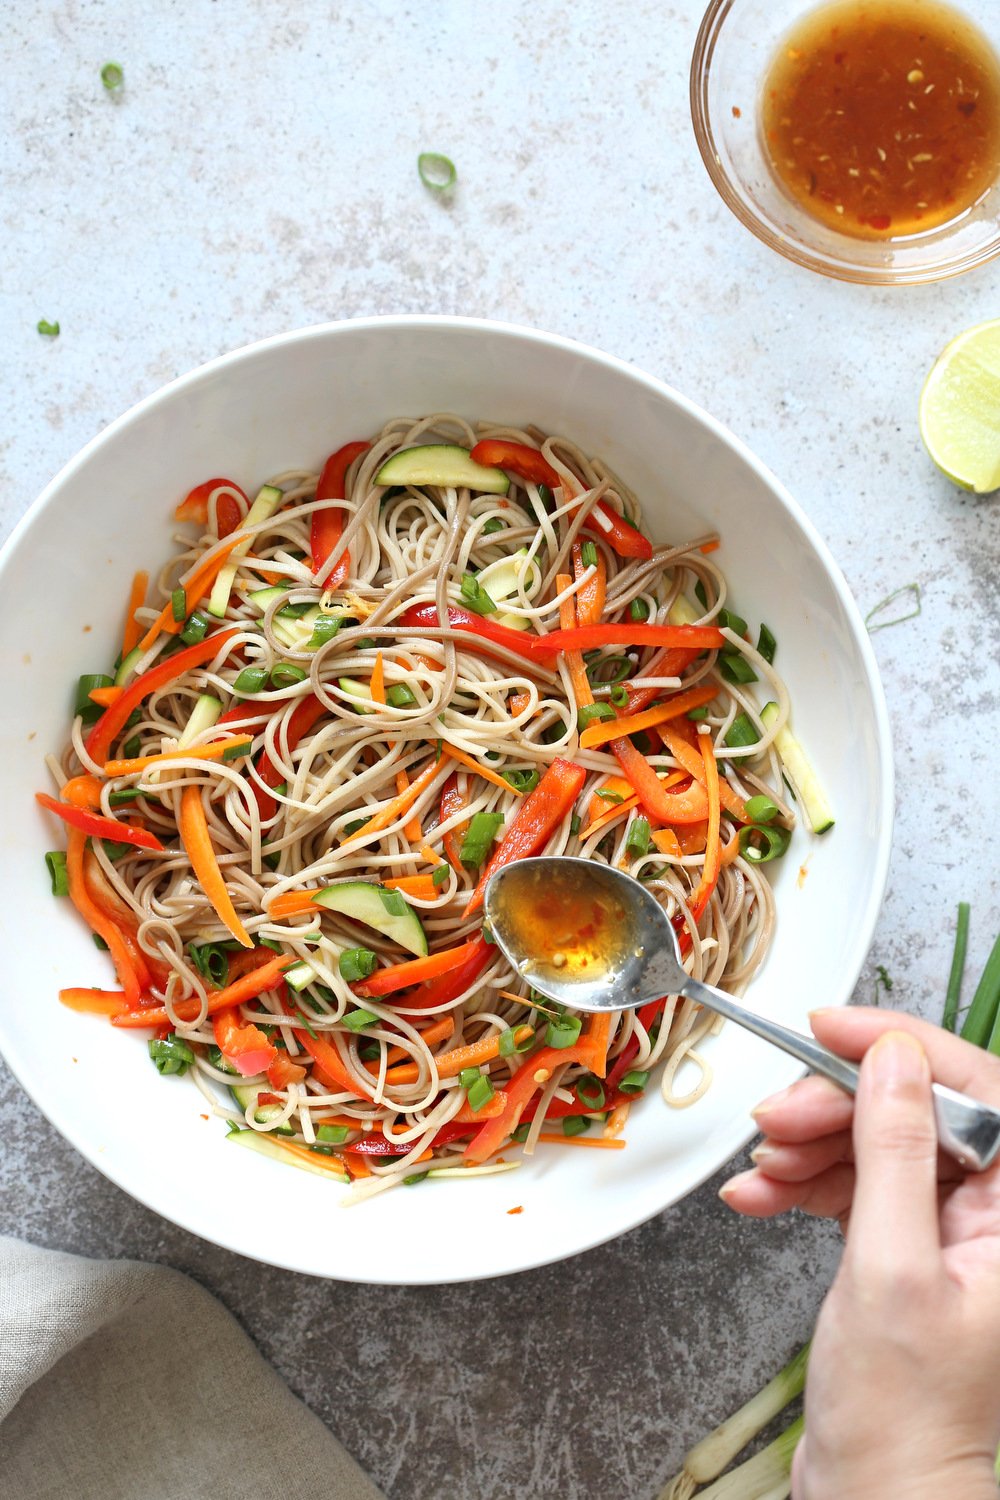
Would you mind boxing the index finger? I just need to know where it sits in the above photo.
[810,1006,1000,1107]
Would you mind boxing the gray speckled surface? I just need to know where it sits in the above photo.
[2,3,999,1497]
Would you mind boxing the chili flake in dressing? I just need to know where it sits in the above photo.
[492,860,635,985]
[760,0,1000,239]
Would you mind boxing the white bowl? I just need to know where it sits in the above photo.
[0,317,892,1283]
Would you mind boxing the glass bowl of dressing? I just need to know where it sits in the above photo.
[691,0,1000,283]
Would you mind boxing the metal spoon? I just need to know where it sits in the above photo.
[484,857,1000,1172]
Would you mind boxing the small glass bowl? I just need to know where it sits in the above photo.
[690,0,1000,284]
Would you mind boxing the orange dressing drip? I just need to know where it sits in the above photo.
[761,0,1000,239]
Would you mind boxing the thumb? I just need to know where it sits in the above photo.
[848,1029,942,1270]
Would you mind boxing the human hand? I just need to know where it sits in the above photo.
[721,1007,1000,1500]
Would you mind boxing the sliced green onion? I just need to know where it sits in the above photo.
[630,598,650,622]
[101,61,124,91]
[432,863,450,887]
[307,616,341,650]
[744,794,779,824]
[272,782,288,798]
[45,851,69,896]
[108,788,145,807]
[498,1027,518,1058]
[358,1040,381,1061]
[101,840,131,862]
[719,607,748,637]
[545,1013,582,1049]
[619,1069,648,1094]
[339,947,378,983]
[460,572,497,615]
[874,964,893,1003]
[148,1034,193,1076]
[417,151,457,191]
[610,684,629,708]
[482,923,496,945]
[725,712,758,749]
[963,928,1000,1048]
[180,609,212,645]
[93,933,109,950]
[269,662,308,690]
[758,622,777,664]
[501,767,540,794]
[570,813,581,836]
[577,702,616,732]
[466,1074,495,1113]
[580,540,598,568]
[190,943,230,987]
[233,665,269,694]
[626,817,652,858]
[575,1075,606,1110]
[719,651,758,685]
[586,654,630,686]
[458,1067,480,1089]
[386,683,417,708]
[75,673,114,725]
[687,706,709,721]
[37,318,60,337]
[563,1115,591,1137]
[738,824,791,864]
[222,739,252,762]
[943,901,970,1032]
[511,1123,531,1143]
[276,600,312,619]
[482,518,505,536]
[694,1416,803,1499]
[865,582,921,634]
[404,1171,429,1186]
[317,1124,350,1144]
[460,811,505,869]
[122,734,142,759]
[343,817,368,835]
[694,579,708,609]
[595,789,624,804]
[376,887,409,916]
[343,1007,379,1032]
[171,587,187,623]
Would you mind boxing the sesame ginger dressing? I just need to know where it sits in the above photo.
[760,0,1000,239]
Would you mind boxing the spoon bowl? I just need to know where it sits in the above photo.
[485,857,1000,1173]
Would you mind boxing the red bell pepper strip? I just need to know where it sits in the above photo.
[85,628,239,764]
[111,951,290,1028]
[344,1120,478,1157]
[310,440,369,585]
[582,502,653,561]
[530,623,724,658]
[35,792,165,853]
[397,603,541,665]
[469,438,559,489]
[464,1027,608,1163]
[251,693,328,822]
[174,478,248,536]
[439,772,468,873]
[401,936,493,1010]
[463,758,587,916]
[213,1006,278,1077]
[284,1009,375,1101]
[354,938,483,999]
[609,738,709,826]
[620,649,703,715]
[267,1053,307,1089]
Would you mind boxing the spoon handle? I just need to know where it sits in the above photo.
[681,976,1000,1172]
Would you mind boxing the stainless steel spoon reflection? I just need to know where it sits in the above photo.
[484,857,1000,1173]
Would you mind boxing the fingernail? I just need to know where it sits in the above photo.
[808,1008,832,1020]
[719,1170,754,1201]
[751,1085,790,1119]
[750,1143,774,1164]
[870,1029,928,1084]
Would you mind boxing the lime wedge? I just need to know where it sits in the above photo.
[919,319,1000,493]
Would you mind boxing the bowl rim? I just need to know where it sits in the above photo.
[0,314,895,1280]
[689,0,1000,286]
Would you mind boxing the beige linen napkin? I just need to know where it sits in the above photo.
[0,1234,385,1499]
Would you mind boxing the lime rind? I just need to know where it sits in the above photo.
[920,319,1000,494]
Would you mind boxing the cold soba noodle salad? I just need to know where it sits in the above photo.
[39,416,831,1200]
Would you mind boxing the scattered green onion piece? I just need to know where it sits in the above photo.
[758,622,777,664]
[75,673,114,725]
[339,947,378,983]
[545,1013,582,1049]
[719,607,748,637]
[417,151,457,192]
[501,767,540,794]
[482,518,505,536]
[963,927,1000,1048]
[586,655,631,686]
[307,616,341,650]
[343,1007,379,1032]
[595,789,625,804]
[563,1115,591,1137]
[744,795,779,824]
[619,1069,648,1094]
[432,863,450,887]
[271,782,288,798]
[575,1075,606,1110]
[610,684,629,708]
[577,702,616,732]
[222,739,252,762]
[630,598,650,622]
[316,1125,351,1144]
[108,788,143,807]
[458,1067,481,1090]
[101,840,131,862]
[404,1172,429,1186]
[738,824,791,864]
[943,901,970,1033]
[719,651,758,685]
[536,483,554,511]
[511,1123,531,1143]
[570,813,581,836]
[190,943,230,987]
[482,923,496,945]
[93,933,109,950]
[269,662,308,690]
[354,637,376,650]
[358,1040,381,1061]
[276,601,312,620]
[386,683,417,708]
[460,572,497,616]
[580,540,598,568]
[37,318,60,337]
[687,706,709,721]
[101,61,124,92]
[865,582,922,634]
[460,811,505,869]
[694,580,708,609]
[171,587,187,623]
[725,712,758,749]
[466,1074,495,1113]
[343,817,368,835]
[233,665,269,694]
[148,1034,194,1076]
[874,964,893,1004]
[180,610,211,646]
[377,887,409,917]
[45,851,69,896]
[626,817,652,858]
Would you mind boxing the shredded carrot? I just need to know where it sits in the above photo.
[651,827,684,858]
[383,874,438,900]
[587,775,634,825]
[509,689,532,716]
[178,784,253,947]
[395,767,423,842]
[579,682,719,750]
[104,735,252,777]
[720,826,741,865]
[699,537,721,555]
[686,728,722,923]
[60,775,104,809]
[445,744,523,796]
[343,1153,372,1179]
[59,987,129,1017]
[382,1024,534,1086]
[585,1011,613,1080]
[370,650,386,705]
[135,536,243,655]
[573,540,606,623]
[585,770,687,837]
[276,1139,350,1179]
[112,950,288,1029]
[535,1134,626,1150]
[121,569,149,657]
[419,843,443,866]
[268,889,320,920]
[354,938,482,998]
[604,1102,631,1138]
[89,685,124,709]
[374,1016,454,1069]
[556,572,592,709]
[341,753,450,845]
[65,828,143,1008]
[453,1091,508,1122]
[658,725,748,822]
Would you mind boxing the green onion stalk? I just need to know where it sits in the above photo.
[694,1417,802,1500]
[660,1347,808,1500]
